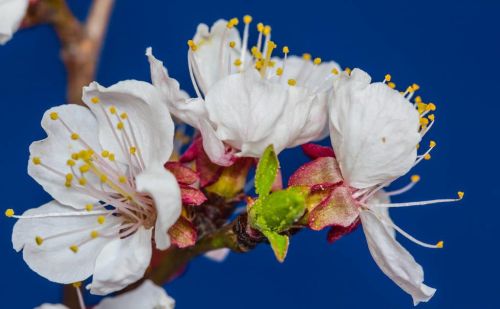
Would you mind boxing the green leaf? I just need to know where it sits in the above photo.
[255,144,279,197]
[263,230,289,263]
[249,187,307,233]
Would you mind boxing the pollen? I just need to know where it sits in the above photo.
[120,112,128,119]
[187,40,198,51]
[412,83,420,91]
[243,15,252,24]
[430,140,437,148]
[420,118,429,126]
[436,241,444,249]
[426,103,436,111]
[90,230,99,239]
[411,175,421,183]
[415,96,422,103]
[234,59,242,66]
[276,68,284,76]
[428,114,435,122]
[424,153,431,160]
[35,236,44,246]
[332,68,339,75]
[32,157,41,165]
[385,74,392,82]
[388,82,396,89]
[72,282,82,288]
[67,159,75,167]
[65,181,72,188]
[344,67,352,75]
[108,153,116,162]
[117,122,124,130]
[49,112,59,120]
[100,175,107,183]
[109,106,117,114]
[313,57,322,65]
[79,178,87,186]
[288,79,297,86]
[79,164,90,173]
[263,25,271,35]
[302,53,311,61]
[229,41,236,48]
[257,23,264,32]
[130,146,137,155]
[458,191,464,199]
[71,133,79,140]
[97,216,106,224]
[119,175,127,183]
[5,209,14,217]
[69,245,79,253]
[101,150,109,158]
[85,204,93,212]
[71,153,79,160]
[91,97,100,104]
[282,46,289,54]
[65,173,74,182]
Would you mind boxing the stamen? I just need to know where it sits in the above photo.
[370,192,463,208]
[386,175,420,196]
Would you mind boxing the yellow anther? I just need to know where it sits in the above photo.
[331,68,339,75]
[268,60,276,67]
[117,122,124,130]
[32,157,41,165]
[243,15,252,24]
[458,191,464,199]
[5,209,14,217]
[108,153,116,162]
[227,18,238,29]
[69,245,79,253]
[71,153,79,160]
[100,174,107,183]
[263,25,271,35]
[120,112,128,119]
[406,86,414,93]
[344,67,352,74]
[67,159,75,167]
[130,146,137,155]
[388,82,396,89]
[288,79,297,86]
[257,22,264,32]
[282,46,289,54]
[90,230,99,239]
[436,241,444,249]
[234,59,242,66]
[417,102,427,114]
[412,83,420,91]
[79,178,87,186]
[65,173,74,182]
[119,175,127,183]
[416,143,420,149]
[302,53,311,61]
[255,60,263,70]
[428,114,435,122]
[420,118,429,126]
[411,175,421,183]
[313,57,322,65]
[91,97,100,104]
[85,204,93,212]
[426,103,436,111]
[430,140,437,148]
[78,150,91,161]
[101,150,109,158]
[415,96,422,103]
[187,40,198,51]
[65,181,72,188]
[230,17,239,25]
[97,216,106,224]
[72,282,82,288]
[79,164,90,173]
[49,112,59,120]
[276,67,284,76]
[424,153,431,160]
[71,133,79,140]
[385,74,392,82]
[109,106,117,114]
[35,236,44,246]
[229,41,236,48]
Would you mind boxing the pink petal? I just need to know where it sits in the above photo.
[327,217,360,244]
[288,157,343,187]
[308,185,360,230]
[168,217,198,248]
[180,185,207,206]
[302,143,335,159]
[165,162,199,185]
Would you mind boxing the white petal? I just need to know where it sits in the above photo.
[90,227,152,295]
[329,68,421,189]
[360,210,436,305]
[82,80,175,168]
[12,201,119,284]
[34,304,70,309]
[146,48,206,128]
[94,280,175,309]
[367,190,395,238]
[198,118,233,166]
[29,105,102,209]
[191,19,243,93]
[0,0,28,44]
[136,164,181,250]
[205,248,230,262]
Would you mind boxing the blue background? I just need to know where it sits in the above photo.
[0,0,498,308]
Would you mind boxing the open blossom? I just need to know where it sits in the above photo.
[35,280,175,309]
[0,0,29,45]
[8,80,181,295]
[147,16,341,165]
[291,68,462,305]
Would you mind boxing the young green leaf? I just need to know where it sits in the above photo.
[255,144,279,197]
[263,230,289,263]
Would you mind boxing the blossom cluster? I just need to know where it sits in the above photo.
[3,10,462,308]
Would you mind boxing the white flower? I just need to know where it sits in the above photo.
[35,280,175,309]
[147,16,341,164]
[327,68,462,305]
[0,0,29,45]
[9,80,182,295]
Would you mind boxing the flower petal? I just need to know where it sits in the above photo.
[165,162,199,185]
[329,68,421,189]
[29,105,102,209]
[136,164,182,250]
[198,118,234,166]
[301,143,335,159]
[0,0,28,44]
[90,227,152,295]
[12,201,119,284]
[168,216,197,248]
[34,304,70,309]
[360,210,436,305]
[288,157,343,187]
[82,80,174,168]
[205,248,230,262]
[94,280,175,309]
